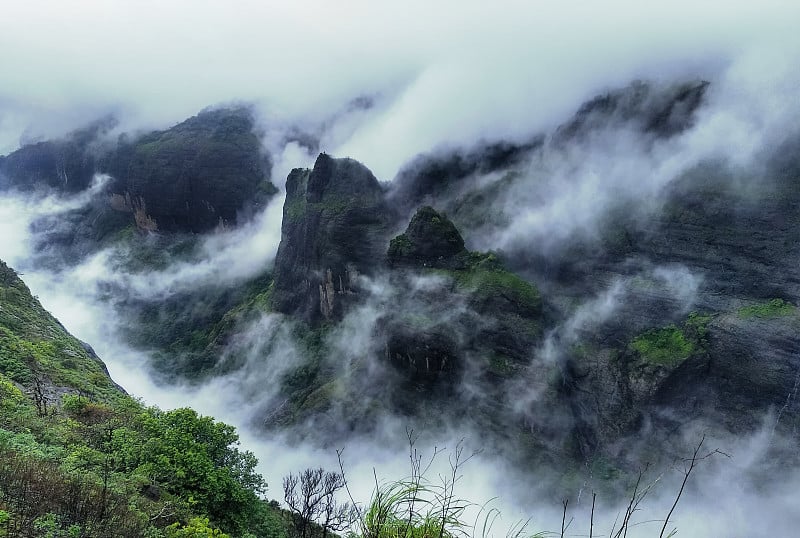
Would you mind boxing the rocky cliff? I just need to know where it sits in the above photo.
[271,153,394,321]
[0,117,114,194]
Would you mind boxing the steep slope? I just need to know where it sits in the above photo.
[0,259,290,537]
[0,259,121,401]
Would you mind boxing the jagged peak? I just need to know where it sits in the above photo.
[304,153,383,202]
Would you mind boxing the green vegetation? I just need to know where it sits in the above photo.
[486,353,516,376]
[737,298,796,319]
[387,234,413,259]
[441,252,540,313]
[630,325,694,367]
[284,197,307,222]
[126,270,275,380]
[629,311,712,368]
[0,261,120,399]
[284,177,371,224]
[387,207,466,267]
[103,107,276,234]
[0,389,286,537]
[0,259,292,537]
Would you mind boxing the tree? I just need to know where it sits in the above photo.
[112,407,267,534]
[165,517,230,538]
[283,468,352,538]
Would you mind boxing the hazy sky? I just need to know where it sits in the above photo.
[2,0,799,178]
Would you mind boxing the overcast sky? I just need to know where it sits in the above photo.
[1,0,799,178]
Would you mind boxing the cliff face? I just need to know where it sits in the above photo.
[0,107,276,237]
[271,153,393,321]
[558,164,800,455]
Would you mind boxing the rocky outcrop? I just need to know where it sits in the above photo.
[271,153,393,321]
[382,207,544,390]
[387,206,468,269]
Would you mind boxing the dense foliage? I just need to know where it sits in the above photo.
[0,260,290,537]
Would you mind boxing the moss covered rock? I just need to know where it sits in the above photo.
[387,206,467,269]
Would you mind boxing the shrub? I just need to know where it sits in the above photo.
[737,298,796,319]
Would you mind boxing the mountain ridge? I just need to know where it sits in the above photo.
[1,78,798,483]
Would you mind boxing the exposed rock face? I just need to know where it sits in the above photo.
[271,153,393,321]
[102,107,275,233]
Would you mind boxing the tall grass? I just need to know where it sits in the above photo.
[331,433,723,538]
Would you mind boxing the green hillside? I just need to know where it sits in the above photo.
[0,260,291,537]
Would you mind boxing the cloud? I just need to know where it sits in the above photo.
[1,1,798,180]
[2,2,800,533]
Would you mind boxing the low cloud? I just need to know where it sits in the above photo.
[1,2,798,180]
[1,2,800,533]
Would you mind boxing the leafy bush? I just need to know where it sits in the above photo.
[737,298,796,319]
[630,325,694,367]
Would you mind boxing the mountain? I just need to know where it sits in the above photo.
[101,107,276,233]
[0,107,277,267]
[271,153,393,321]
[2,78,799,484]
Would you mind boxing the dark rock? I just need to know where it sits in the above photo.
[102,107,275,233]
[553,80,709,144]
[0,117,115,193]
[271,153,393,321]
[389,138,543,216]
[387,206,468,269]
